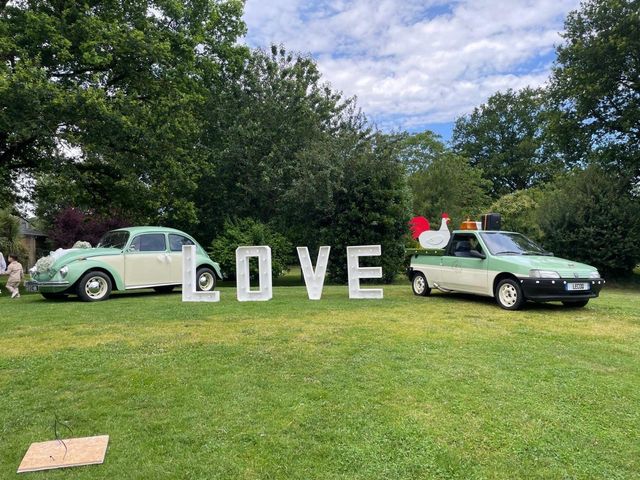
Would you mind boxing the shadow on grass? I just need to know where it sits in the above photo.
[430,291,586,311]
[27,288,180,303]
[28,287,592,311]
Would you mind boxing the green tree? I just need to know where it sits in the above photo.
[1,0,247,222]
[538,166,640,275]
[550,0,640,176]
[399,132,491,227]
[410,153,492,228]
[452,87,563,197]
[323,134,412,283]
[395,131,446,174]
[488,189,544,242]
[195,45,359,243]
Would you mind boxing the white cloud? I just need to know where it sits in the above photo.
[243,0,579,132]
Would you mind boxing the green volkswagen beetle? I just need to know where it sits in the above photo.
[408,230,605,310]
[26,226,222,302]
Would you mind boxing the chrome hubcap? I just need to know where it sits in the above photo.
[198,272,214,291]
[85,276,108,299]
[499,284,518,307]
[414,276,425,294]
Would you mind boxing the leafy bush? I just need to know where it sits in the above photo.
[538,167,640,275]
[210,219,294,280]
[489,189,544,242]
[48,208,129,248]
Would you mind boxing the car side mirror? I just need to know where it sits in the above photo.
[469,250,486,259]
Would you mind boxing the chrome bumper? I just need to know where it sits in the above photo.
[25,280,70,292]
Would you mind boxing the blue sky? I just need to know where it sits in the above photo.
[242,0,579,141]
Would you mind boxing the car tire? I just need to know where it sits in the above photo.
[495,278,525,310]
[196,267,216,292]
[412,272,431,296]
[77,271,112,302]
[41,292,68,300]
[154,285,175,294]
[562,299,589,308]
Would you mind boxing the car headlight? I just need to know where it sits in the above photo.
[59,266,69,278]
[589,271,600,279]
[529,269,560,279]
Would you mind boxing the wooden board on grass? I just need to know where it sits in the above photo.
[17,435,109,473]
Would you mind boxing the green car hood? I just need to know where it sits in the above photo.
[51,247,122,267]
[56,248,122,265]
[492,254,598,276]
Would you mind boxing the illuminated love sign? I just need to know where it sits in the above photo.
[181,244,383,302]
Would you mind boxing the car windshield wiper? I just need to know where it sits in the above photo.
[495,250,522,255]
[520,250,553,256]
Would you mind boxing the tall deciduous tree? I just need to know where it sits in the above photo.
[322,133,412,283]
[397,132,491,227]
[550,0,640,176]
[395,131,446,174]
[195,45,361,243]
[1,0,247,220]
[452,87,563,197]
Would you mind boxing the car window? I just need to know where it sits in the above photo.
[98,231,130,249]
[129,233,167,252]
[480,232,547,255]
[450,234,483,257]
[169,234,195,252]
[470,237,483,254]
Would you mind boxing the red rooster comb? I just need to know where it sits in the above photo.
[442,213,449,218]
[409,216,430,239]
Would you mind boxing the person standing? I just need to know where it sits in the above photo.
[0,252,5,294]
[5,254,23,299]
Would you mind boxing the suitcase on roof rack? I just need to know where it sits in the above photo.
[481,213,501,231]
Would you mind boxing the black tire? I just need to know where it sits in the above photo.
[562,299,589,308]
[196,267,217,292]
[77,271,112,302]
[412,272,431,296]
[154,285,175,293]
[41,292,68,300]
[495,278,525,310]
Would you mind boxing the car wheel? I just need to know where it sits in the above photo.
[196,267,216,292]
[562,299,589,308]
[77,271,112,302]
[412,272,431,296]
[154,285,175,294]
[41,292,68,300]
[495,278,525,310]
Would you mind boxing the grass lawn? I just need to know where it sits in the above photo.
[0,276,639,479]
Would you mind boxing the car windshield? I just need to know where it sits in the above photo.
[97,231,130,249]
[480,232,549,256]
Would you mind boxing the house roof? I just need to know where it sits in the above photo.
[19,218,47,237]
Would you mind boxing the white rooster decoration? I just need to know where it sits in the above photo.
[410,213,451,249]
